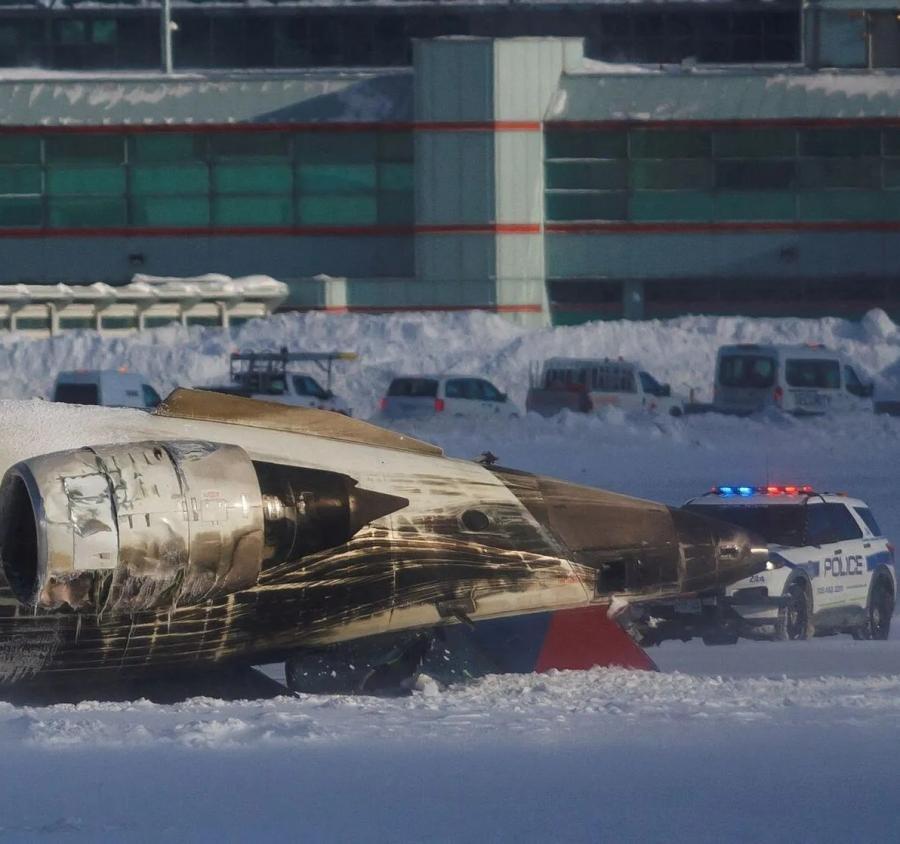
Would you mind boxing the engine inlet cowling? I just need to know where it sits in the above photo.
[0,441,410,615]
[0,441,265,612]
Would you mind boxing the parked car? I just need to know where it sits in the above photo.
[632,485,895,645]
[52,370,162,409]
[200,349,353,415]
[526,357,684,417]
[713,344,873,415]
[378,375,518,421]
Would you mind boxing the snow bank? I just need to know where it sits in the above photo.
[3,308,900,415]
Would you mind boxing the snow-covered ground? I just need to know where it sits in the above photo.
[1,310,900,842]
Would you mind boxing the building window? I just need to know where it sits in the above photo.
[544,123,900,224]
[0,127,414,231]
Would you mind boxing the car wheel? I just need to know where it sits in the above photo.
[855,576,894,641]
[669,406,683,418]
[701,631,739,646]
[774,582,812,641]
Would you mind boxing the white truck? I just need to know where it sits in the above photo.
[526,357,685,417]
[200,349,355,415]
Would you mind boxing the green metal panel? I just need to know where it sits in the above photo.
[545,130,627,159]
[545,160,627,190]
[48,197,126,227]
[377,191,414,224]
[378,163,414,191]
[796,190,900,220]
[210,133,290,160]
[796,157,881,189]
[131,196,210,226]
[213,163,292,194]
[212,196,292,226]
[800,128,881,156]
[131,164,209,195]
[0,136,40,164]
[296,132,377,163]
[45,135,123,163]
[885,161,900,188]
[132,134,206,162]
[297,164,376,193]
[297,194,377,224]
[47,166,125,196]
[545,191,627,221]
[631,160,711,190]
[713,129,796,158]
[630,129,711,159]
[0,196,41,226]
[714,191,795,220]
[0,165,40,194]
[630,191,714,221]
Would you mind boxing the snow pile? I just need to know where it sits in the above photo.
[2,308,900,415]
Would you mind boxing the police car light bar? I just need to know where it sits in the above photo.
[713,484,813,497]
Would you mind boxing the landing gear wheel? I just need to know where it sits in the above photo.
[774,582,812,641]
[854,577,894,641]
[701,630,739,646]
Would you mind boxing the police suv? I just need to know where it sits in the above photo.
[634,486,895,645]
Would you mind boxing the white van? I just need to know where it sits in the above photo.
[53,370,162,409]
[526,357,684,417]
[378,375,519,421]
[713,344,873,415]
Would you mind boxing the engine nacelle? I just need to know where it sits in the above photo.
[0,440,408,614]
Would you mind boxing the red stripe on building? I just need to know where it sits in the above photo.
[0,121,541,135]
[0,223,541,238]
[546,221,900,234]
[546,117,900,131]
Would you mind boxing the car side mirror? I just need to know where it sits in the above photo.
[863,383,874,398]
[499,392,507,402]
[661,384,671,397]
[322,389,334,400]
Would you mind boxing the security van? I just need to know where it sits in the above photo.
[713,344,873,415]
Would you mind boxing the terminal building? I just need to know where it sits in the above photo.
[0,0,897,326]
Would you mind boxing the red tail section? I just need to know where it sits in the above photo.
[535,605,657,672]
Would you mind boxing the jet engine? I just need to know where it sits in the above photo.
[0,440,408,614]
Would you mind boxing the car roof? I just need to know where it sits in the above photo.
[541,357,637,370]
[56,370,143,383]
[686,492,868,508]
[717,344,843,360]
[389,374,490,383]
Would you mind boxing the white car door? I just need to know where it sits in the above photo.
[805,502,866,611]
[479,379,507,417]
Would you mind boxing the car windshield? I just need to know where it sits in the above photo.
[388,378,438,398]
[686,504,805,546]
[785,359,841,389]
[718,355,776,389]
[639,371,665,396]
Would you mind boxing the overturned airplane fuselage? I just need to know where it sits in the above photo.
[0,390,767,689]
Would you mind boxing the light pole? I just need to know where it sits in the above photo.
[161,0,174,74]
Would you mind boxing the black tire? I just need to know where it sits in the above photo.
[669,406,683,418]
[701,630,739,646]
[855,576,894,641]
[774,581,812,641]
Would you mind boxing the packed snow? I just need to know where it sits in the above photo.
[1,309,900,842]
